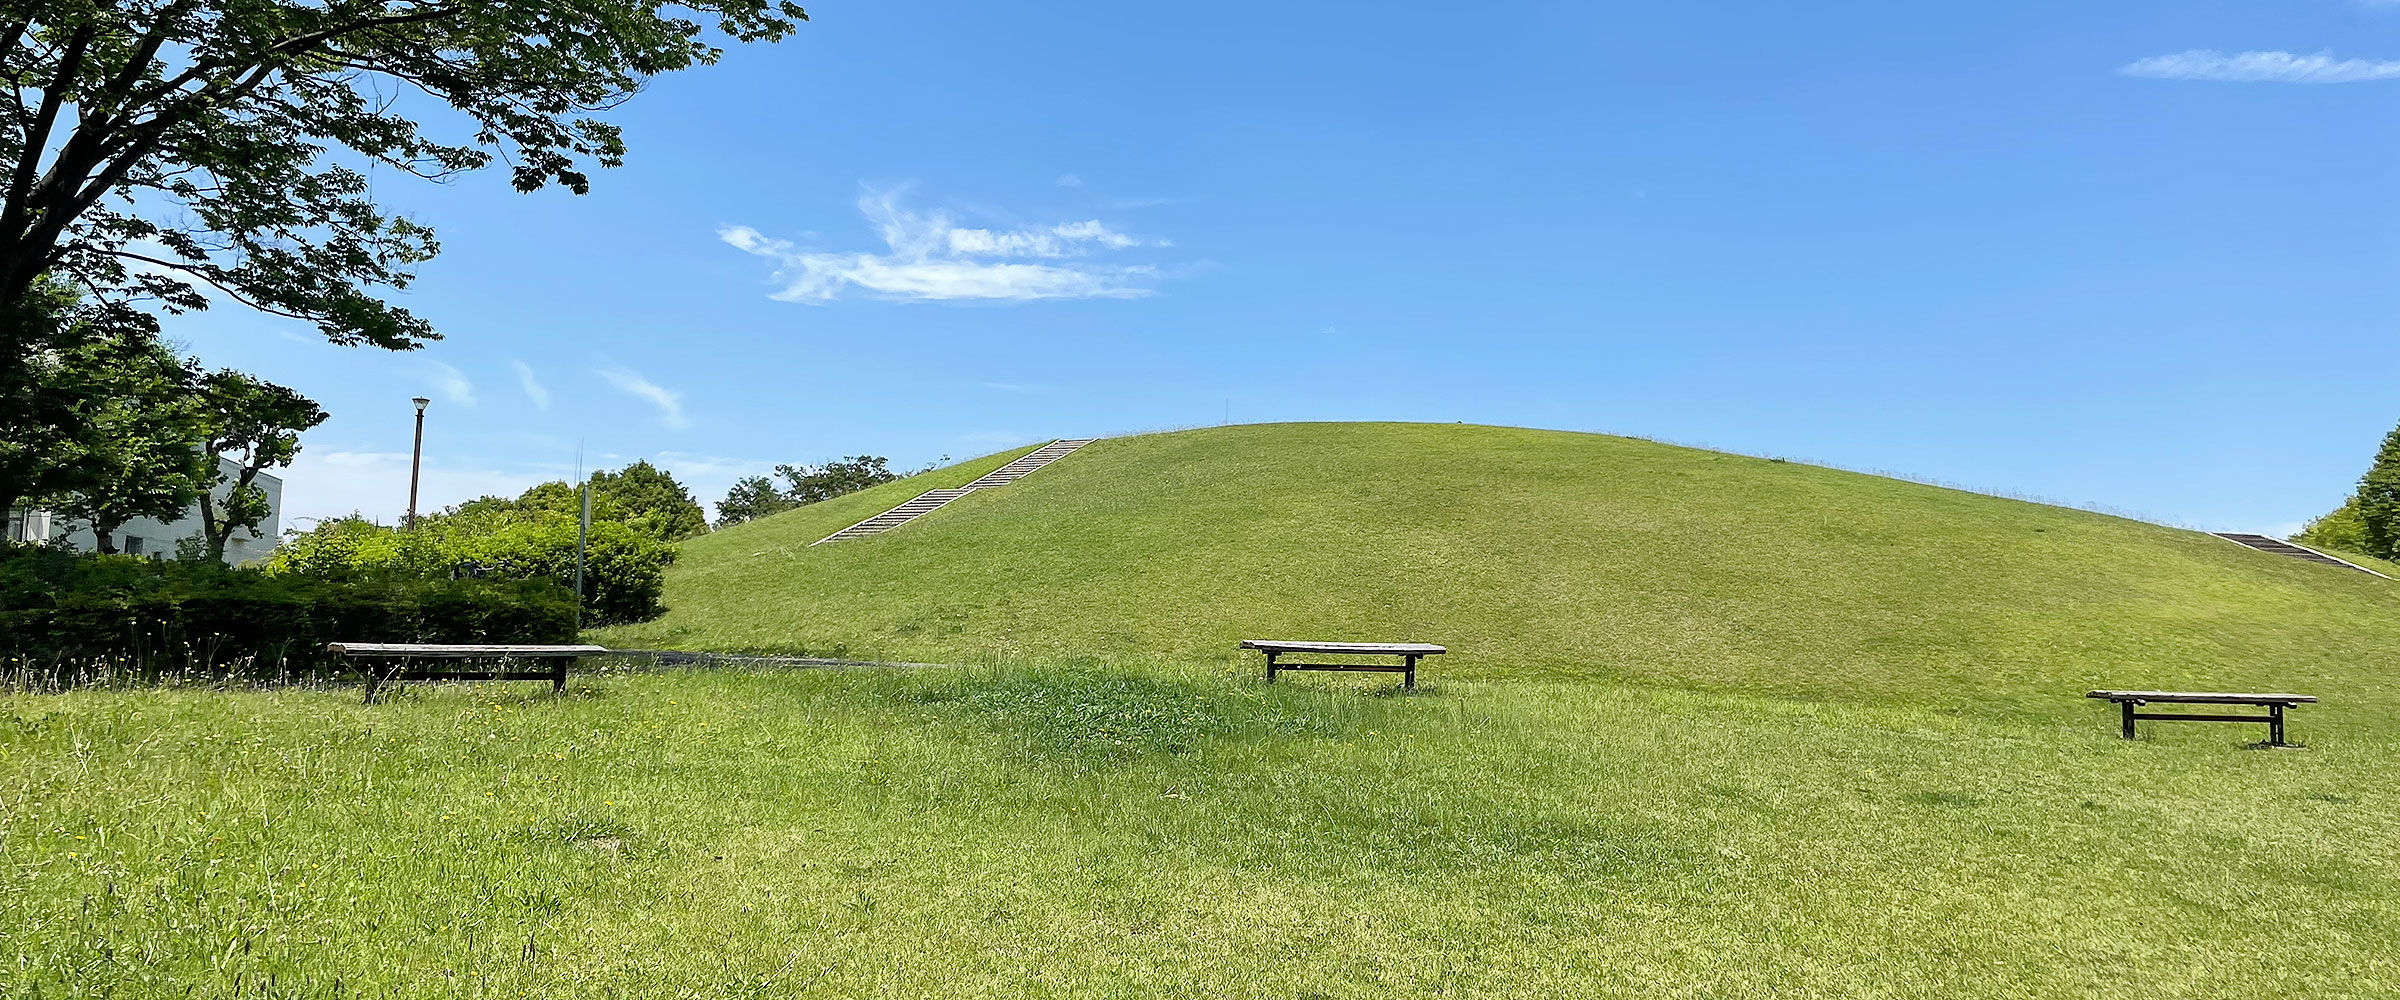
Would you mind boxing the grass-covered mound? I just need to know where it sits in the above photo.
[599,422,2400,724]
[21,424,2400,997]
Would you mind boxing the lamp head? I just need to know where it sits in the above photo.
[411,397,431,414]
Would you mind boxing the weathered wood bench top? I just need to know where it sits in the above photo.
[1241,640,1443,689]
[2087,690,2319,745]
[1238,640,1447,655]
[328,643,606,702]
[325,643,608,659]
[2086,690,2318,706]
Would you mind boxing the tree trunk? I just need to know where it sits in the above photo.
[196,487,224,561]
[92,525,116,554]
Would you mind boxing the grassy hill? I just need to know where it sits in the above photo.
[600,421,2400,722]
[18,422,2400,996]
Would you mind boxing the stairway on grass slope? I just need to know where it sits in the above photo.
[811,439,1096,545]
[2211,533,2390,578]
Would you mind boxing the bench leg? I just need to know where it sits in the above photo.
[2270,704,2286,746]
[363,660,402,705]
[2121,701,2137,740]
[1264,651,1278,684]
[554,656,571,694]
[1404,655,1417,690]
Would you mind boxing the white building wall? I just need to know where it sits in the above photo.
[12,458,283,565]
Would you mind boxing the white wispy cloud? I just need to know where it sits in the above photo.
[510,360,551,409]
[719,188,1171,304]
[428,361,476,407]
[1056,173,1083,187]
[2121,49,2400,83]
[596,366,691,430]
[945,219,1159,258]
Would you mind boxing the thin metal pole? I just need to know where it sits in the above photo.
[406,405,427,529]
[574,479,591,629]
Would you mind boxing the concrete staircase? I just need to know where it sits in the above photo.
[811,439,1097,545]
[961,439,1098,489]
[2211,533,2391,579]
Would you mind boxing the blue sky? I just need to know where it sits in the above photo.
[170,0,2400,535]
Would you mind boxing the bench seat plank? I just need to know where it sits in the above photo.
[326,643,608,659]
[1242,639,1442,689]
[2088,689,2317,745]
[2085,690,2317,705]
[327,643,604,702]
[1239,640,1447,655]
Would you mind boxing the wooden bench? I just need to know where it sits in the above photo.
[1240,640,1446,689]
[2086,690,2318,746]
[328,643,608,702]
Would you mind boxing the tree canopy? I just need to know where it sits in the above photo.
[715,456,905,527]
[589,459,707,541]
[2,1,806,515]
[2355,421,2400,561]
[49,328,211,552]
[194,369,324,559]
[714,474,794,527]
[1,0,806,354]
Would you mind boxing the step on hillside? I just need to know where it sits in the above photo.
[811,439,1097,545]
[2211,532,2391,579]
[961,439,1099,488]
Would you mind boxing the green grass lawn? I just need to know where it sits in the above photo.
[14,422,2400,996]
[5,663,2396,997]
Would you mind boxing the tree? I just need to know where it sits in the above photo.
[712,456,900,527]
[0,283,205,525]
[715,474,794,526]
[589,460,707,541]
[777,455,898,505]
[51,331,211,552]
[0,278,105,518]
[0,0,808,502]
[194,370,325,561]
[2356,421,2400,560]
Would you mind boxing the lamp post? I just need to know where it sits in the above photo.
[407,397,430,529]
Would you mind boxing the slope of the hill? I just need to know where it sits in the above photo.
[596,423,2400,721]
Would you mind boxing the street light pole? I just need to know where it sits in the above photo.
[407,397,430,529]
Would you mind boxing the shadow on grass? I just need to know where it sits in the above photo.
[881,664,1375,764]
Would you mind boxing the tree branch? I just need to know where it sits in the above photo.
[1,21,96,255]
[82,3,197,123]
[102,249,318,323]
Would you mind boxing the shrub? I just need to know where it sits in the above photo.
[2294,499,2371,556]
[0,545,576,680]
[270,496,677,625]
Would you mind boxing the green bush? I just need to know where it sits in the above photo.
[0,545,576,679]
[2294,499,2371,556]
[271,503,675,625]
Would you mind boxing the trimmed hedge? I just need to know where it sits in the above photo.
[0,546,577,680]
